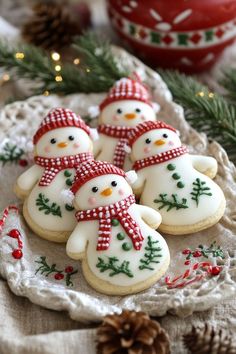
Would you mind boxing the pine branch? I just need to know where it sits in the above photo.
[73,32,129,85]
[0,33,129,97]
[159,70,236,162]
[220,68,236,102]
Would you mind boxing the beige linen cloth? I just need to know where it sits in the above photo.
[0,276,236,354]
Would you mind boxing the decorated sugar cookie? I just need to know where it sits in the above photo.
[15,108,95,243]
[66,160,170,295]
[128,121,226,235]
[93,77,158,171]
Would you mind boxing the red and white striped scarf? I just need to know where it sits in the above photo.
[98,125,133,169]
[75,194,144,251]
[35,152,93,186]
[133,146,188,171]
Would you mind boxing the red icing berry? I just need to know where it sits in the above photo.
[210,266,221,276]
[12,249,23,259]
[193,251,202,258]
[184,260,191,266]
[54,273,64,280]
[19,159,28,167]
[182,249,191,255]
[65,266,74,273]
[8,229,21,239]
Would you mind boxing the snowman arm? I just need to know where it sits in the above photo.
[92,137,102,157]
[190,155,218,179]
[15,165,42,199]
[137,204,162,229]
[66,222,88,260]
[132,172,146,197]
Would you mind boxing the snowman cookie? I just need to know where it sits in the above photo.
[128,121,226,235]
[93,77,158,171]
[15,108,94,243]
[66,160,170,295]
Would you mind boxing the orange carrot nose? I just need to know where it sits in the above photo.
[100,188,113,197]
[125,113,136,120]
[154,139,166,146]
[57,142,68,148]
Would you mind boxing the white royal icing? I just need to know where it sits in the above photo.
[95,100,157,171]
[16,127,93,234]
[67,174,170,288]
[131,128,225,227]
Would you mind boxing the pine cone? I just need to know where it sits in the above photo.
[22,1,81,51]
[183,324,236,354]
[97,310,170,354]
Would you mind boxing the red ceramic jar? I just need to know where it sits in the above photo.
[107,0,236,73]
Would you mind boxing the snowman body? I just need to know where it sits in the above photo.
[25,166,77,233]
[130,122,226,235]
[94,79,157,171]
[95,133,132,171]
[77,204,169,292]
[15,109,93,242]
[137,155,225,231]
[67,162,170,295]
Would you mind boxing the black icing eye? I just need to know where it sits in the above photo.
[50,138,57,144]
[163,133,168,138]
[68,135,75,141]
[92,186,98,193]
[111,181,117,187]
[117,108,122,114]
[135,108,141,113]
[145,138,151,144]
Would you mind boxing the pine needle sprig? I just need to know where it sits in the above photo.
[0,33,129,96]
[73,32,129,85]
[220,68,236,102]
[159,70,236,162]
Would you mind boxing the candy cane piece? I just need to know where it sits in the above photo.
[0,205,18,233]
[165,262,212,288]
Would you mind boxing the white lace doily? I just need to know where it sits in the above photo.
[0,47,236,322]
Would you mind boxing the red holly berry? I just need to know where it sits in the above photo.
[193,251,202,258]
[210,266,221,276]
[65,266,74,273]
[8,229,21,239]
[54,273,64,280]
[184,260,191,266]
[182,249,191,255]
[12,249,23,259]
[19,159,28,167]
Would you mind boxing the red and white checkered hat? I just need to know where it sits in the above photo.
[99,77,152,111]
[33,108,91,145]
[128,121,177,147]
[71,160,126,195]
